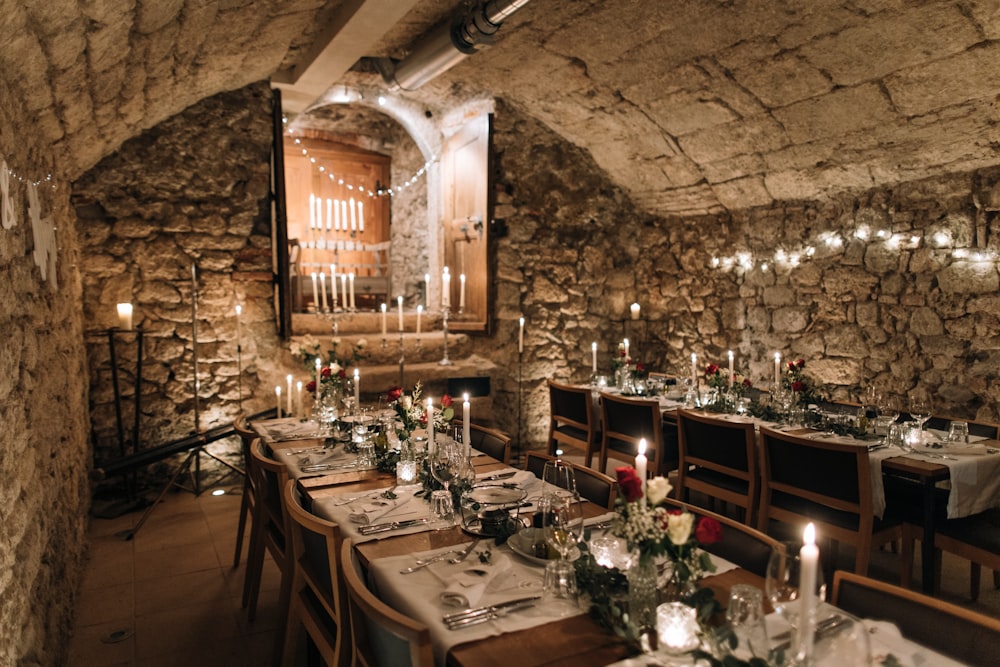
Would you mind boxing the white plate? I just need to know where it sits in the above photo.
[507,528,580,566]
[465,485,527,507]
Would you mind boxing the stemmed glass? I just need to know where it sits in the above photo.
[428,440,463,527]
[908,394,932,434]
[541,458,577,498]
[539,493,583,599]
[764,542,826,630]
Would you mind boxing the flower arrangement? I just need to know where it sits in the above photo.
[782,357,818,403]
[291,334,367,394]
[705,364,753,396]
[385,381,455,441]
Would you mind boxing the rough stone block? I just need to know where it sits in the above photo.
[772,307,809,333]
[886,43,1000,117]
[937,262,1000,294]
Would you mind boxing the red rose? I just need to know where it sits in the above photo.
[338,369,347,378]
[695,516,722,544]
[742,378,753,388]
[636,362,645,372]
[615,467,644,503]
[387,386,403,402]
[705,363,719,376]
[441,394,453,408]
[321,367,332,378]
[795,359,805,369]
[786,361,796,372]
[306,380,317,393]
[792,381,805,392]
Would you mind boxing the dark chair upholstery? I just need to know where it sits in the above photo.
[675,409,758,525]
[466,422,512,465]
[548,380,601,465]
[599,391,675,476]
[901,509,1000,601]
[233,413,257,568]
[524,451,552,480]
[832,570,1000,667]
[570,463,617,510]
[757,426,900,575]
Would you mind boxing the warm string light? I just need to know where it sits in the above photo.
[285,130,436,198]
[3,162,54,188]
[709,222,996,273]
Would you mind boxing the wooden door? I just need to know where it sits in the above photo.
[442,113,493,333]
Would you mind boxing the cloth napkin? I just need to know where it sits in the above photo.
[252,418,320,442]
[433,554,516,609]
[348,497,408,524]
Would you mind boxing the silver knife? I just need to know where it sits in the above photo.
[300,461,358,473]
[443,596,541,625]
[358,518,429,535]
[482,471,518,481]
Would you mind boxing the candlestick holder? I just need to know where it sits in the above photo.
[439,306,453,366]
[320,308,340,336]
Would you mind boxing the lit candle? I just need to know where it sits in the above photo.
[319,271,328,311]
[315,358,322,388]
[341,200,347,233]
[310,273,319,311]
[691,353,697,389]
[459,273,466,310]
[591,342,598,373]
[442,268,451,308]
[358,199,364,233]
[424,272,430,308]
[635,439,648,506]
[353,368,360,407]
[296,381,303,416]
[330,264,338,310]
[518,317,524,353]
[309,193,315,229]
[340,273,348,309]
[350,197,357,231]
[397,295,404,331]
[427,397,435,448]
[623,338,630,359]
[416,305,423,334]
[657,602,700,653]
[796,523,820,662]
[326,198,332,231]
[774,352,781,387]
[333,198,340,230]
[117,303,133,330]
[463,393,471,451]
[275,386,282,418]
[349,272,356,310]
[380,303,387,338]
[630,302,640,320]
[728,350,734,390]
[316,197,322,233]
[286,374,293,415]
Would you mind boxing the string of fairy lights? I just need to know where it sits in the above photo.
[284,122,436,198]
[709,223,996,274]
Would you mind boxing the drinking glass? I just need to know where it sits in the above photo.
[908,394,932,432]
[877,394,900,423]
[765,542,826,629]
[542,458,577,499]
[539,495,583,599]
[947,421,969,444]
[724,584,770,660]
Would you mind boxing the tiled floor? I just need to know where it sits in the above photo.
[69,485,281,667]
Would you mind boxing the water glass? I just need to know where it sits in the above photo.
[725,584,769,660]
[947,421,969,444]
[886,423,907,448]
[356,440,376,468]
[429,489,455,529]
[542,559,577,600]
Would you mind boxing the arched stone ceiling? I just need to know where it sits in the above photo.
[5,0,1000,218]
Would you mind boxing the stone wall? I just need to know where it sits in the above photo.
[475,99,1000,449]
[73,82,276,466]
[0,74,91,666]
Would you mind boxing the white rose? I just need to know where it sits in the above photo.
[329,362,342,374]
[646,476,672,506]
[401,396,412,410]
[666,512,694,545]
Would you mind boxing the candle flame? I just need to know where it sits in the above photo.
[638,438,647,456]
[804,522,816,546]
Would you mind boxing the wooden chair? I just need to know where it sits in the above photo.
[900,511,1000,601]
[757,426,900,576]
[523,452,615,508]
[675,409,758,525]
[233,413,258,568]
[243,439,292,625]
[547,380,601,465]
[466,422,512,465]
[661,497,784,577]
[340,539,434,667]
[280,480,350,667]
[524,451,552,480]
[599,391,674,476]
[831,570,1000,666]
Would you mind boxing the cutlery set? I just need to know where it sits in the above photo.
[399,539,482,574]
[357,518,429,535]
[772,614,847,653]
[442,596,541,629]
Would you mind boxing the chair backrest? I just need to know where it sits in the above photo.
[283,479,348,666]
[249,439,290,549]
[832,570,1000,666]
[548,380,596,430]
[600,391,667,468]
[660,497,784,577]
[676,409,757,488]
[570,462,617,510]
[896,413,999,439]
[340,539,434,667]
[525,451,553,479]
[468,422,511,465]
[234,413,257,491]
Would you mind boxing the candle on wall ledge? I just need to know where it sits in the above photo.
[286,374,293,415]
[358,200,364,233]
[462,393,471,451]
[235,304,242,349]
[518,317,524,353]
[416,305,423,334]
[117,303,133,330]
[330,264,338,310]
[341,200,348,233]
[349,197,357,231]
[353,368,360,407]
[459,273,466,310]
[795,523,820,661]
[397,295,404,331]
[591,342,598,373]
[275,386,282,418]
[635,439,648,506]
[319,271,328,311]
[326,198,332,231]
[349,272,356,310]
[424,272,431,309]
[296,381,303,417]
[333,198,340,230]
[442,267,451,308]
[340,273,348,309]
[774,352,781,387]
[728,350,734,390]
[630,302,640,320]
[380,303,387,338]
[310,272,319,311]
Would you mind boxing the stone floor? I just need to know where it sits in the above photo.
[67,460,1000,666]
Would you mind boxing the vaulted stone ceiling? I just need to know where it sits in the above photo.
[5,0,999,217]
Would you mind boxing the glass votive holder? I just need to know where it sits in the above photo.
[656,602,700,654]
[396,459,418,485]
[356,440,376,468]
[589,536,627,569]
[886,422,906,448]
[905,421,922,447]
[948,421,969,444]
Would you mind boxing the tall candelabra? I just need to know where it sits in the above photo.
[439,305,453,366]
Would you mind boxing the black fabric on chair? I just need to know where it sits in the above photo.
[547,380,601,465]
[462,422,511,465]
[832,570,1000,667]
[524,451,552,480]
[599,391,675,476]
[571,463,617,510]
[901,510,1000,601]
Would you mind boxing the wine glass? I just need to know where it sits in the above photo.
[765,542,826,630]
[541,458,577,499]
[876,394,901,437]
[539,494,583,599]
[428,440,463,526]
[908,394,932,433]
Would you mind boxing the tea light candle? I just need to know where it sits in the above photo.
[275,386,282,418]
[774,352,782,387]
[796,523,819,660]
[589,536,619,568]
[117,303,133,330]
[657,602,700,654]
[518,317,524,353]
[396,459,417,484]
[286,374,293,415]
[728,350,734,389]
[353,368,360,407]
[416,305,423,334]
[630,302,640,320]
[635,439,648,506]
[462,393,471,450]
[591,342,598,373]
[397,296,404,331]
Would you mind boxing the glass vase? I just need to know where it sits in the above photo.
[627,558,659,636]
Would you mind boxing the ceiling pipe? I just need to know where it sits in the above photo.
[382,0,532,91]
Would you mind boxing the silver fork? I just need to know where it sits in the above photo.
[449,539,482,564]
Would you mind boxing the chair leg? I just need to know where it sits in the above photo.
[242,507,267,618]
[900,526,915,588]
[273,563,294,667]
[280,588,303,667]
[971,563,982,602]
[232,485,250,568]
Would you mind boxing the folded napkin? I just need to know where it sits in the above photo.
[864,620,917,667]
[437,554,514,609]
[912,443,990,456]
[255,418,320,441]
[349,497,410,524]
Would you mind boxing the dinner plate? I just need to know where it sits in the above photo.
[465,485,527,507]
[507,528,580,566]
